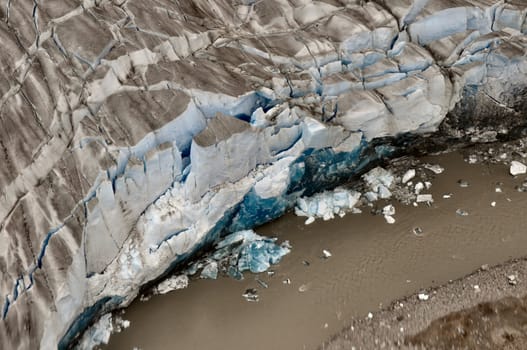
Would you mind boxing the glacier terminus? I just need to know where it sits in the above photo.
[0,0,526,348]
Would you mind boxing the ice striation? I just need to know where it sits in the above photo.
[0,0,526,348]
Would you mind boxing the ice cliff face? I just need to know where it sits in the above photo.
[0,0,526,348]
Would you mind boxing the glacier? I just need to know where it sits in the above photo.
[0,0,526,348]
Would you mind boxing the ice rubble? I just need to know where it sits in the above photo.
[295,188,362,222]
[293,165,401,223]
[190,230,291,281]
[363,167,396,200]
[0,0,526,349]
[155,275,189,295]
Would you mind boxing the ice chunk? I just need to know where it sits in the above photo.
[364,191,379,202]
[156,275,189,295]
[256,279,268,289]
[418,293,429,301]
[416,194,434,203]
[413,227,423,235]
[510,161,527,176]
[402,169,416,184]
[322,250,332,259]
[363,167,395,193]
[458,179,469,188]
[305,217,315,225]
[295,188,361,221]
[200,261,219,279]
[362,167,394,199]
[238,238,290,273]
[378,185,392,199]
[384,215,396,224]
[110,316,131,334]
[382,205,395,216]
[456,209,469,216]
[298,284,309,293]
[424,164,444,174]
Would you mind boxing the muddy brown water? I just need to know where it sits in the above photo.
[106,152,527,350]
